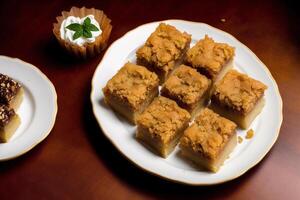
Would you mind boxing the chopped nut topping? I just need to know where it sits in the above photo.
[185,35,235,80]
[137,96,190,144]
[0,73,22,105]
[246,129,254,139]
[136,23,191,73]
[180,108,237,160]
[212,70,267,115]
[0,105,15,128]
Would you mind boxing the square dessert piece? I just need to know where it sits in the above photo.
[136,96,190,158]
[103,62,159,124]
[0,105,21,143]
[185,35,235,83]
[210,70,267,129]
[179,108,237,172]
[161,65,211,118]
[136,23,191,84]
[0,73,24,111]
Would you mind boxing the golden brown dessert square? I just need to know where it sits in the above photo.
[180,108,237,172]
[0,105,21,143]
[136,96,191,158]
[161,65,211,118]
[210,70,267,129]
[136,23,191,84]
[0,73,24,111]
[185,35,235,82]
[103,62,159,124]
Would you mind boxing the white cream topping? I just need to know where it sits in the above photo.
[60,15,102,46]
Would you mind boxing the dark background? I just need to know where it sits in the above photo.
[0,0,299,199]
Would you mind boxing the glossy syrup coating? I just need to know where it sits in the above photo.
[0,73,22,105]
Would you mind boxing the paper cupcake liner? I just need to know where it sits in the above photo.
[53,7,112,58]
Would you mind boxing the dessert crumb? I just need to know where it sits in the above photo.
[246,129,254,139]
[220,18,226,22]
[238,136,243,144]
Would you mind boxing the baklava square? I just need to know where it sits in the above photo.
[0,73,24,111]
[161,65,211,118]
[136,23,191,84]
[0,105,21,143]
[136,96,191,158]
[185,35,235,82]
[180,108,237,172]
[103,62,159,124]
[210,70,267,129]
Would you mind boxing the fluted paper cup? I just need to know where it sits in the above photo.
[53,7,112,58]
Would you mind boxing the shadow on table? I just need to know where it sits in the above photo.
[39,36,87,69]
[0,139,47,173]
[282,0,300,48]
[82,85,269,199]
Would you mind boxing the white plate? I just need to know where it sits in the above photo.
[0,56,57,161]
[90,20,283,185]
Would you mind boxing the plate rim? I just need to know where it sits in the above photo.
[90,19,283,185]
[0,55,58,161]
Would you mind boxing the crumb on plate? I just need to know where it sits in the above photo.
[246,129,254,139]
[238,136,243,143]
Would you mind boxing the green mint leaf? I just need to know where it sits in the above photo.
[66,17,98,40]
[83,29,92,38]
[86,24,99,32]
[66,23,82,32]
[73,29,83,40]
[83,17,91,26]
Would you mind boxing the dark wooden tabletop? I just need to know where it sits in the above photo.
[0,0,299,199]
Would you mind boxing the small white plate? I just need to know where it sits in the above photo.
[90,20,283,185]
[0,56,57,161]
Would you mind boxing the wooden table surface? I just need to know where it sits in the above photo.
[0,0,299,199]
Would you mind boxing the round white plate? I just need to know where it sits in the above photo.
[0,56,57,161]
[90,20,283,185]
